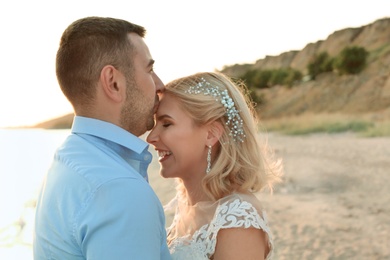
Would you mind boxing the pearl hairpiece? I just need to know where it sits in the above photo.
[185,77,245,142]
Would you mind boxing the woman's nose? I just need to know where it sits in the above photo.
[146,128,158,144]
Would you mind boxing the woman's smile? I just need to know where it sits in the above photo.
[157,149,172,162]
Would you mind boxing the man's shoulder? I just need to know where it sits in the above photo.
[52,134,144,186]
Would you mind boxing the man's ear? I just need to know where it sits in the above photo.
[206,121,224,146]
[100,65,125,103]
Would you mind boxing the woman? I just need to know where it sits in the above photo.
[147,72,283,259]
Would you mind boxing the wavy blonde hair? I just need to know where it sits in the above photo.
[165,72,282,201]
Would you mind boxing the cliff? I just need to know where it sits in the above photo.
[222,17,390,75]
[221,17,390,119]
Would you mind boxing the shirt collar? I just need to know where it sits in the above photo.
[71,116,148,154]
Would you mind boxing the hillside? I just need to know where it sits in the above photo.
[33,113,74,129]
[222,17,390,76]
[34,17,390,129]
[221,17,390,119]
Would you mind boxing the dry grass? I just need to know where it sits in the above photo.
[260,112,390,137]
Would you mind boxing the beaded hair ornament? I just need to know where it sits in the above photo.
[185,77,245,142]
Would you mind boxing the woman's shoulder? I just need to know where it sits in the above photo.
[217,193,265,213]
[212,193,274,260]
[212,193,271,230]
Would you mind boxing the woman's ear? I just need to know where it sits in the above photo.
[206,121,224,146]
[100,65,126,103]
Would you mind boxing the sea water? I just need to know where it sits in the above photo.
[0,128,70,259]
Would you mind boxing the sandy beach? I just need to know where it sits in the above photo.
[149,132,390,260]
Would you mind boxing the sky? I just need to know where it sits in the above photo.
[0,0,389,128]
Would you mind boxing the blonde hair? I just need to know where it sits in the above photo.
[165,72,282,201]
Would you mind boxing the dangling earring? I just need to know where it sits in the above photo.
[206,145,212,174]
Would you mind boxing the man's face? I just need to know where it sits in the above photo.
[120,33,164,136]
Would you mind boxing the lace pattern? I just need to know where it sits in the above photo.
[167,194,273,259]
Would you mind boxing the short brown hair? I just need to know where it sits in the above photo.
[56,16,146,108]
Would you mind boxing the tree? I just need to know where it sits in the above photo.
[307,52,334,79]
[334,46,368,75]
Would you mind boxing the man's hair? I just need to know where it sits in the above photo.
[56,16,146,108]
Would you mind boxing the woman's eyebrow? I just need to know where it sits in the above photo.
[156,114,173,121]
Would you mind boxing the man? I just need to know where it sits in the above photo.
[33,17,171,259]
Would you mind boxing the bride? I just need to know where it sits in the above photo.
[147,72,283,259]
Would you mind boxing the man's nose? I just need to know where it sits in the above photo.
[154,73,165,92]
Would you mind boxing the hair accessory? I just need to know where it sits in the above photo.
[206,145,212,174]
[185,78,245,142]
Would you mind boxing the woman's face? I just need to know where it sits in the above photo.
[146,93,209,180]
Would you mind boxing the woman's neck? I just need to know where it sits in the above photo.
[182,179,210,206]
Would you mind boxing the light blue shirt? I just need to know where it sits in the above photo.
[33,116,171,260]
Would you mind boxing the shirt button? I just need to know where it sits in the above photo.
[144,154,151,161]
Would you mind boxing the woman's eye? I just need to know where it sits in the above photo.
[162,122,171,127]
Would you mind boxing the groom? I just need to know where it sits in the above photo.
[33,16,171,259]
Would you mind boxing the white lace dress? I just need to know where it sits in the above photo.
[165,193,273,259]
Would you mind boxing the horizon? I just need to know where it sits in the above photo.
[1,0,389,128]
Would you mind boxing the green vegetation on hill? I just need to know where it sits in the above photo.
[237,45,370,104]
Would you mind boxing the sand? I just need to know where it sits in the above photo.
[148,132,390,260]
